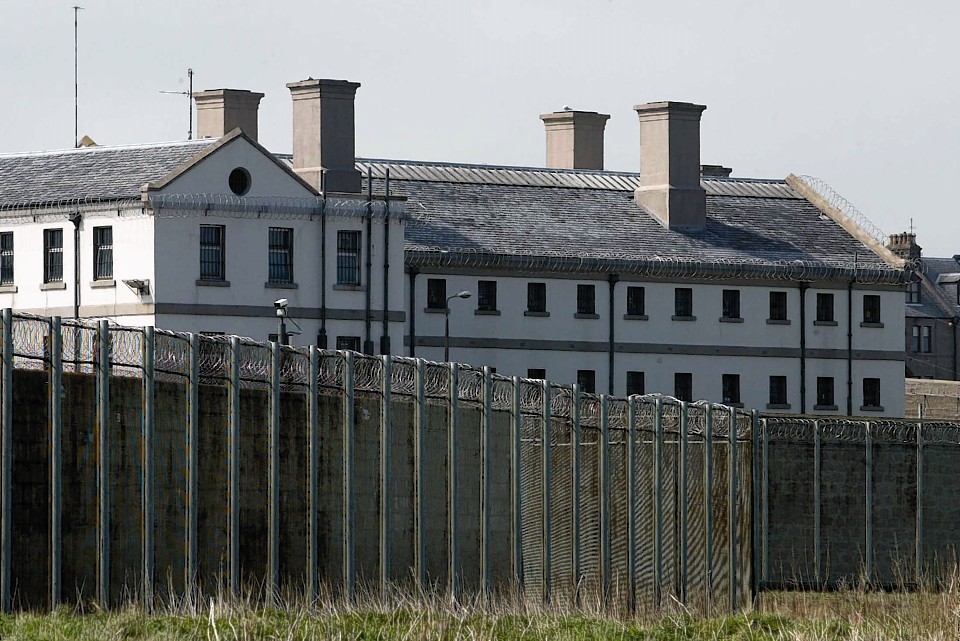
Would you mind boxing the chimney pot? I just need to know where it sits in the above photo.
[633,101,707,229]
[193,89,264,141]
[539,110,610,170]
[286,78,362,193]
[887,232,922,260]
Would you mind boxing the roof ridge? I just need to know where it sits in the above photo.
[0,138,215,159]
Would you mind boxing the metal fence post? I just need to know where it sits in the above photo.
[541,379,552,604]
[227,336,240,595]
[96,319,110,609]
[750,409,760,605]
[571,384,581,599]
[186,333,199,590]
[511,376,523,591]
[414,358,425,589]
[50,316,63,608]
[865,421,873,586]
[728,406,738,613]
[761,415,769,589]
[653,397,664,608]
[308,346,319,600]
[268,341,280,606]
[916,418,924,585]
[343,351,356,599]
[448,364,459,598]
[680,401,689,605]
[381,355,393,595]
[0,309,12,613]
[481,366,493,595]
[704,404,714,602]
[814,419,821,585]
[142,326,155,608]
[600,394,611,604]
[627,396,638,613]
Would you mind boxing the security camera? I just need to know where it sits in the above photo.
[275,298,288,317]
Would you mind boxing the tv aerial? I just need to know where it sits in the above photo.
[159,68,194,140]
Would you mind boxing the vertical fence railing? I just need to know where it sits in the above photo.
[0,311,766,613]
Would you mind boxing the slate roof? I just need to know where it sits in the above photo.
[909,256,960,319]
[0,139,216,207]
[349,158,895,276]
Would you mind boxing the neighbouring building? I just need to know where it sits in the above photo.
[0,78,910,415]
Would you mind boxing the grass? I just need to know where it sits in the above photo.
[0,584,958,640]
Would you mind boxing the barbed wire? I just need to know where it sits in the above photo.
[794,175,888,248]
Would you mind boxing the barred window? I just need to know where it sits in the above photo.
[674,288,693,317]
[722,373,741,405]
[577,369,596,394]
[816,377,835,408]
[93,226,113,280]
[477,280,497,311]
[427,278,446,309]
[199,225,225,281]
[722,289,740,319]
[863,378,881,407]
[769,376,787,406]
[0,232,12,285]
[675,372,692,402]
[44,228,63,283]
[527,368,546,380]
[863,295,881,324]
[577,284,596,315]
[626,286,645,316]
[336,336,361,352]
[769,291,788,321]
[527,282,547,313]
[626,371,644,396]
[268,227,294,284]
[816,293,834,322]
[336,230,361,285]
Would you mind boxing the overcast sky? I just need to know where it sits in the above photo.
[3,0,957,257]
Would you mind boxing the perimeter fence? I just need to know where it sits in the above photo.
[0,311,754,613]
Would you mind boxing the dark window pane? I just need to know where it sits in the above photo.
[863,378,881,407]
[816,377,834,407]
[527,282,546,313]
[478,280,497,311]
[722,290,740,319]
[816,293,834,322]
[268,227,294,284]
[769,291,787,321]
[626,371,644,396]
[863,295,881,324]
[199,225,225,280]
[93,226,113,280]
[769,376,787,405]
[675,288,693,317]
[336,336,361,352]
[427,279,446,309]
[336,230,361,285]
[921,326,931,353]
[906,281,921,304]
[577,369,596,393]
[626,286,645,316]
[577,284,595,315]
[44,228,63,283]
[722,373,740,404]
[0,232,13,285]
[527,368,546,380]
[675,373,692,402]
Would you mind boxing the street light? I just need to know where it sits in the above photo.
[444,290,472,362]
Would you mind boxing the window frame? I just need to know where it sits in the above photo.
[674,372,692,402]
[477,280,498,312]
[674,287,693,317]
[626,371,645,396]
[626,286,645,316]
[93,226,113,281]
[43,228,64,284]
[721,289,741,320]
[862,294,881,324]
[769,291,788,321]
[816,377,835,409]
[199,224,225,281]
[816,292,835,323]
[921,325,932,353]
[906,281,921,304]
[577,284,596,315]
[268,227,294,285]
[527,282,547,313]
[336,230,361,286]
[722,373,741,405]
[862,378,881,408]
[336,336,362,352]
[527,368,546,380]
[0,232,13,285]
[577,369,596,394]
[768,376,788,406]
[426,278,447,310]
[912,325,921,352]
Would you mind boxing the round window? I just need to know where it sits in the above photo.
[228,167,251,196]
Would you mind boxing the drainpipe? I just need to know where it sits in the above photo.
[799,282,807,413]
[407,266,419,357]
[318,173,327,349]
[380,169,391,355]
[364,168,373,354]
[953,316,959,381]
[607,273,619,395]
[69,212,82,318]
[847,279,853,416]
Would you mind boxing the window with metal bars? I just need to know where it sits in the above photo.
[527,368,546,380]
[722,289,741,319]
[93,226,113,280]
[427,278,446,309]
[577,284,595,315]
[44,228,63,283]
[863,295,881,324]
[477,280,497,311]
[268,227,294,284]
[769,291,788,321]
[674,288,693,317]
[863,378,881,407]
[769,376,787,405]
[199,225,225,281]
[816,377,835,408]
[577,369,596,393]
[816,292,834,322]
[722,373,741,404]
[626,286,645,316]
[527,282,546,313]
[0,232,12,285]
[336,230,361,285]
[336,336,361,352]
[674,372,692,402]
[626,371,644,396]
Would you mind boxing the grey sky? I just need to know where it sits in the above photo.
[3,0,957,257]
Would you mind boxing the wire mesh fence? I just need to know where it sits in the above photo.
[0,311,754,613]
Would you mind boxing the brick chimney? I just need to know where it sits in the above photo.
[286,78,362,193]
[193,89,264,141]
[633,101,707,229]
[887,232,922,261]
[539,110,610,170]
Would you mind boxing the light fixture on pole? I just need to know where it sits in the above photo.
[444,290,472,362]
[275,299,288,346]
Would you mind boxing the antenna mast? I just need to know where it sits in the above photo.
[73,5,84,147]
[159,68,195,140]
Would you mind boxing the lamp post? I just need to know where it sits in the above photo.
[444,290,472,362]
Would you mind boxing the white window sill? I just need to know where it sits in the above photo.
[197,279,230,287]
[40,282,66,291]
[90,279,116,289]
[0,285,16,294]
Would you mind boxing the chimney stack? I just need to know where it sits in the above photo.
[539,110,610,170]
[633,101,707,229]
[286,78,362,193]
[887,232,922,261]
[194,89,264,141]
